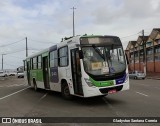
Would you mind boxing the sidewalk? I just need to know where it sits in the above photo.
[146,73,160,80]
[146,76,160,80]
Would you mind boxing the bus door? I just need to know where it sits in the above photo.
[27,61,31,86]
[71,49,83,96]
[43,56,50,89]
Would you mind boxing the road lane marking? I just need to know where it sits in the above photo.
[103,97,120,117]
[0,87,29,100]
[138,84,150,87]
[6,84,27,87]
[134,83,160,90]
[103,97,133,126]
[136,92,148,97]
[0,84,26,88]
[154,87,160,90]
[38,93,48,101]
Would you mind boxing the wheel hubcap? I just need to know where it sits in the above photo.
[64,87,69,96]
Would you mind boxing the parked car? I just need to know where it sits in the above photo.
[0,71,7,77]
[129,71,146,79]
[17,72,24,78]
[9,72,17,76]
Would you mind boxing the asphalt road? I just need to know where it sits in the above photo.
[0,77,160,126]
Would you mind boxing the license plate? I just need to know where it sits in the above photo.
[108,89,116,94]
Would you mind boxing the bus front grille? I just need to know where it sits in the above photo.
[99,85,123,94]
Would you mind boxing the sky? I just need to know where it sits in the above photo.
[0,0,160,69]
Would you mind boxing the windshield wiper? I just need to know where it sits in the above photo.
[92,45,105,60]
[103,73,116,76]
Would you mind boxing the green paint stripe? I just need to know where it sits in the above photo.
[30,69,43,81]
[89,77,114,87]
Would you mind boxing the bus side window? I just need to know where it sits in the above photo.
[58,46,68,67]
[30,59,33,70]
[38,55,42,69]
[50,50,58,67]
[33,57,37,69]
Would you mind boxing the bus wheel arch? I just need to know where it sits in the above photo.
[61,79,72,99]
[33,78,38,91]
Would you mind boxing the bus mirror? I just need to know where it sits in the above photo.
[75,44,80,47]
[79,50,84,59]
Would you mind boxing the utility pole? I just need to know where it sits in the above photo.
[26,37,28,57]
[71,7,76,36]
[142,29,146,76]
[2,54,6,70]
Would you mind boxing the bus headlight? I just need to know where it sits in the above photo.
[84,78,94,87]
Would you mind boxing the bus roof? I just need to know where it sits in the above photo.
[24,36,80,60]
[25,48,49,60]
[81,35,119,38]
[24,35,120,60]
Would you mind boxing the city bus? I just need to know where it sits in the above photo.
[24,35,129,99]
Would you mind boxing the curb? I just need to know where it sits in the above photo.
[146,77,160,80]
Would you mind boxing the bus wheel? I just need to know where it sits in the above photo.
[62,82,72,100]
[33,79,38,91]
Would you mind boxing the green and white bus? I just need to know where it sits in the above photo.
[24,35,129,98]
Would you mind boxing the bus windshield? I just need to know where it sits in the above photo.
[82,45,126,76]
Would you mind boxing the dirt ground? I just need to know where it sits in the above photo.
[0,76,25,86]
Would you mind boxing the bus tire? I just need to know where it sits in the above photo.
[33,79,38,91]
[61,81,72,100]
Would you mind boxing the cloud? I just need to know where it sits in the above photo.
[0,0,160,69]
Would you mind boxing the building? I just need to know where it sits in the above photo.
[125,41,137,72]
[126,28,160,75]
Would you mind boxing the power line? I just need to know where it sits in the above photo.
[28,39,56,44]
[120,31,142,39]
[0,38,25,47]
[4,60,22,64]
[9,55,24,59]
[28,48,43,51]
[120,33,138,39]
[0,62,21,67]
[5,55,24,60]
[0,49,26,55]
[144,31,150,34]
